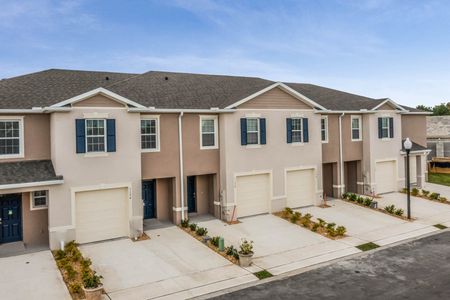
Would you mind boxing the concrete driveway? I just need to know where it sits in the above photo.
[300,199,438,246]
[195,214,359,276]
[0,250,70,300]
[378,192,450,226]
[79,225,256,300]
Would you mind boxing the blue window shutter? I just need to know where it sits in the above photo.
[302,118,309,143]
[389,117,394,138]
[378,118,383,138]
[260,118,266,145]
[240,118,247,145]
[107,119,116,152]
[75,119,85,153]
[286,118,292,143]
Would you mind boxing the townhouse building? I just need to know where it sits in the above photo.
[0,69,429,250]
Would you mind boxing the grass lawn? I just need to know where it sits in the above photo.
[428,173,450,187]
[254,270,273,280]
[356,242,380,252]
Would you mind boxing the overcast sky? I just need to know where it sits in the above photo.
[1,0,449,107]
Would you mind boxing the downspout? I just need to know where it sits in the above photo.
[178,112,185,221]
[339,113,345,196]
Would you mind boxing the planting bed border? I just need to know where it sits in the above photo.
[274,209,347,240]
[399,189,450,206]
[341,198,413,221]
[179,226,239,265]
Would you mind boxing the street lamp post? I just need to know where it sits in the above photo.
[404,138,412,219]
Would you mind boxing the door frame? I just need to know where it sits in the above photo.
[0,193,23,244]
[142,179,157,219]
[187,176,197,213]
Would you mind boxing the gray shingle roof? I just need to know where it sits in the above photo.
[401,139,429,152]
[0,69,425,112]
[0,160,63,186]
[0,69,137,109]
[107,71,274,109]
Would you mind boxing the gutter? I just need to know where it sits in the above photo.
[338,113,345,196]
[128,108,235,113]
[178,112,185,221]
[0,179,64,190]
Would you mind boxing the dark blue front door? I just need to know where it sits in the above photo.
[0,194,22,243]
[187,176,196,213]
[142,180,156,219]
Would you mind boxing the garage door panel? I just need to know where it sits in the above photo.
[236,174,270,218]
[287,169,315,208]
[375,161,396,194]
[75,188,129,244]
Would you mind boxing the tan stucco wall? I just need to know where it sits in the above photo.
[220,109,323,220]
[376,103,397,111]
[402,115,427,147]
[48,106,142,249]
[1,114,51,163]
[73,94,125,108]
[237,87,312,109]
[22,192,49,247]
[156,178,173,221]
[196,174,215,215]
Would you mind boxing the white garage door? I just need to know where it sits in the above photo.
[286,169,315,208]
[375,161,396,194]
[409,156,417,184]
[236,174,270,218]
[75,187,129,244]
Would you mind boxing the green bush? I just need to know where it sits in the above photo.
[80,258,92,269]
[394,208,404,216]
[56,258,70,269]
[439,196,448,203]
[356,196,364,204]
[411,188,419,196]
[54,249,66,260]
[336,226,346,236]
[210,236,220,247]
[180,218,190,228]
[196,227,208,236]
[290,211,301,223]
[430,192,440,200]
[226,245,239,260]
[69,283,82,294]
[349,193,357,202]
[64,265,77,280]
[317,218,326,227]
[311,223,319,232]
[284,207,293,214]
[421,190,430,197]
[189,223,198,231]
[239,238,254,255]
[384,205,395,214]
[83,271,103,289]
[342,192,350,200]
[363,198,372,207]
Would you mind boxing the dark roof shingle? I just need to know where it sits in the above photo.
[0,160,63,185]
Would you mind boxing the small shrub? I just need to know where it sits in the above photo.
[81,258,92,269]
[290,211,301,223]
[70,250,82,262]
[239,238,254,255]
[317,218,326,227]
[336,226,346,236]
[180,218,190,228]
[411,188,419,196]
[56,258,70,269]
[363,198,372,207]
[283,207,293,215]
[189,223,198,231]
[356,196,364,204]
[210,236,220,247]
[303,213,312,220]
[349,193,357,202]
[83,271,103,289]
[342,192,350,200]
[69,283,82,294]
[64,265,77,281]
[439,196,448,203]
[196,227,208,236]
[311,223,319,232]
[384,205,395,214]
[430,192,439,200]
[394,208,404,216]
[326,222,337,236]
[54,249,66,260]
[226,245,239,260]
[421,190,430,197]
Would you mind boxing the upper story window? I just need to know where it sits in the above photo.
[31,190,48,210]
[0,117,24,158]
[240,117,266,146]
[287,117,309,144]
[351,116,362,141]
[141,116,160,152]
[378,117,394,139]
[200,115,218,149]
[321,117,328,143]
[86,119,106,152]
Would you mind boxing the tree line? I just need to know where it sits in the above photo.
[417,103,450,115]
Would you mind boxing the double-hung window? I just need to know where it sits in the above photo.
[321,117,328,143]
[378,117,394,139]
[0,118,23,158]
[246,118,259,145]
[31,190,48,210]
[351,116,362,141]
[86,119,106,152]
[141,117,159,151]
[291,118,303,143]
[200,116,218,149]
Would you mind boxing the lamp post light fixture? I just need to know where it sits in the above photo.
[404,138,413,219]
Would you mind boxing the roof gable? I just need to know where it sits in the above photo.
[236,86,313,109]
[72,94,126,108]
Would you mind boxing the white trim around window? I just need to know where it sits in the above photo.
[199,115,219,150]
[85,119,107,153]
[321,116,328,143]
[30,190,48,210]
[0,116,25,159]
[351,115,362,141]
[141,115,160,152]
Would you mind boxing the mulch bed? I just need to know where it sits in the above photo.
[399,191,450,206]
[131,232,150,242]
[341,199,414,221]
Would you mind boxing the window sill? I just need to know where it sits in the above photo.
[291,142,306,146]
[200,146,219,150]
[0,153,24,159]
[141,149,160,153]
[245,144,262,149]
[84,152,109,158]
[321,141,328,144]
[351,139,362,142]
[380,138,393,141]
[30,206,48,211]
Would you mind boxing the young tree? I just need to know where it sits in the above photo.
[416,105,432,112]
[432,103,450,116]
